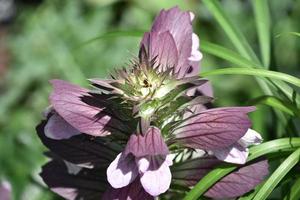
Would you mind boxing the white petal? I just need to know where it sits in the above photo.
[238,129,263,148]
[106,153,138,188]
[214,144,249,164]
[188,33,202,62]
[140,163,172,196]
[189,12,195,21]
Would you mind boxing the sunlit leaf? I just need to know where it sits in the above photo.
[252,0,271,67]
[202,0,259,63]
[201,68,300,88]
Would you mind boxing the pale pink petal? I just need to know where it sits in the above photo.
[213,144,249,164]
[107,153,138,189]
[238,128,262,148]
[44,114,80,140]
[140,162,172,196]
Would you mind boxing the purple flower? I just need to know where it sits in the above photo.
[0,181,11,200]
[36,6,268,200]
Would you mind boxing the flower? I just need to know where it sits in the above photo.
[36,6,268,200]
[0,181,11,200]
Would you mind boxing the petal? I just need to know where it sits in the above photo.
[141,31,178,72]
[137,154,174,174]
[213,143,249,164]
[174,107,255,150]
[151,7,192,76]
[102,179,154,200]
[50,79,128,137]
[205,160,269,199]
[44,113,80,140]
[107,153,138,189]
[171,157,220,186]
[40,159,107,200]
[37,119,120,168]
[188,33,202,62]
[140,160,172,196]
[124,127,169,157]
[0,181,11,200]
[239,128,263,148]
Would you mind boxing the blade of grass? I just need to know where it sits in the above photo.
[183,138,300,200]
[76,30,144,49]
[201,68,300,88]
[276,32,300,38]
[201,40,261,68]
[252,0,271,67]
[283,177,300,200]
[248,95,299,117]
[201,41,300,105]
[202,0,259,63]
[253,148,300,200]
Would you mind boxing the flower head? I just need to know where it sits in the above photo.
[36,6,268,200]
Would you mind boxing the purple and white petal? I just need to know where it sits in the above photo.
[44,113,80,140]
[107,153,139,189]
[124,127,169,157]
[238,128,262,148]
[102,179,154,200]
[50,79,127,137]
[213,143,249,164]
[173,107,255,150]
[205,160,269,199]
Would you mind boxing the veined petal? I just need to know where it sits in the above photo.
[151,7,192,77]
[102,179,154,200]
[213,143,249,164]
[37,119,120,168]
[171,157,220,186]
[107,153,138,189]
[140,158,172,196]
[50,79,128,137]
[141,31,178,72]
[205,160,269,199]
[174,107,255,150]
[124,127,169,157]
[44,113,80,140]
[239,128,262,148]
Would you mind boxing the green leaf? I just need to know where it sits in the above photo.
[201,40,260,68]
[253,148,300,200]
[283,177,300,200]
[201,68,300,88]
[252,0,271,67]
[77,30,144,49]
[248,95,300,117]
[200,41,300,105]
[183,138,300,200]
[202,0,259,63]
[276,32,300,38]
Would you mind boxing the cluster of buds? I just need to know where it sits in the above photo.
[36,7,268,200]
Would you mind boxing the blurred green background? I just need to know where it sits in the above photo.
[0,0,299,199]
